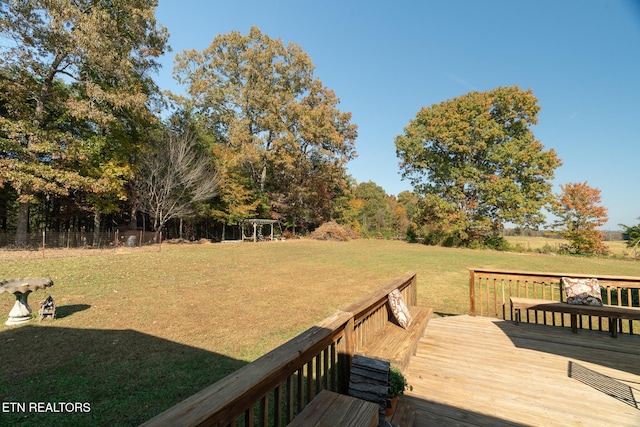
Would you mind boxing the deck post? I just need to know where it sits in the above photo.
[409,273,418,305]
[338,316,355,395]
[469,270,476,316]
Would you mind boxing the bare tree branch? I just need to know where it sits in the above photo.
[134,131,221,239]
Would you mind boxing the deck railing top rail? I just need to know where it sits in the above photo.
[469,268,640,284]
[343,270,417,324]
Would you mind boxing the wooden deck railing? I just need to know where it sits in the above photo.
[345,271,417,352]
[141,271,418,427]
[469,268,640,334]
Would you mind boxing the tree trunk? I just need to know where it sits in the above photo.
[93,211,101,247]
[260,162,267,193]
[15,200,29,246]
[14,56,60,247]
[154,216,161,243]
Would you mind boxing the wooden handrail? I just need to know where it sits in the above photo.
[344,270,417,323]
[469,268,640,334]
[141,271,418,427]
[343,270,417,355]
[469,268,640,284]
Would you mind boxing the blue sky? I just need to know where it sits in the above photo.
[155,0,640,229]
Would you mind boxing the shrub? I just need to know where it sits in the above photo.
[484,235,511,251]
[538,243,557,254]
[405,223,419,243]
[388,366,411,398]
[310,221,356,241]
[511,243,527,253]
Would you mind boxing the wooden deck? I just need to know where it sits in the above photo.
[403,315,640,426]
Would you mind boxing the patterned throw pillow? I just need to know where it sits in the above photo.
[388,289,413,329]
[562,277,603,306]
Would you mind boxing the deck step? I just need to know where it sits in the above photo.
[387,397,414,427]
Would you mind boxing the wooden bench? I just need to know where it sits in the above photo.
[510,297,640,337]
[287,389,379,427]
[359,306,432,371]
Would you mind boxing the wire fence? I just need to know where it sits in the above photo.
[0,230,160,250]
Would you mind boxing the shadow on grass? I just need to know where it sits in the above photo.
[0,325,246,427]
[53,304,91,319]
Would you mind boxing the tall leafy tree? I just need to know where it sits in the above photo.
[550,181,609,255]
[172,26,357,231]
[395,85,561,247]
[0,0,168,244]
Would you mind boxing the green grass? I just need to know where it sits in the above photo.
[1,239,639,426]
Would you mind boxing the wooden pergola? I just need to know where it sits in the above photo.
[240,219,279,242]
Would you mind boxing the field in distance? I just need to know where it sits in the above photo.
[503,235,634,257]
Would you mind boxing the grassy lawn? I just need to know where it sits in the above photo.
[1,239,639,426]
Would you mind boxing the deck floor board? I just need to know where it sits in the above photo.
[404,315,640,426]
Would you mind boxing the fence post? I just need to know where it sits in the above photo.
[42,230,45,258]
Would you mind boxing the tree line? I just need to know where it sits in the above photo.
[1,2,625,255]
[1,3,357,245]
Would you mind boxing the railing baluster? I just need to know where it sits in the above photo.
[322,348,329,390]
[493,278,498,318]
[245,406,253,427]
[286,376,294,424]
[329,343,336,391]
[273,385,282,427]
[479,277,484,316]
[296,367,304,414]
[260,394,268,427]
[315,354,322,394]
[306,361,313,403]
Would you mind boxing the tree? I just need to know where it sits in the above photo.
[397,191,419,223]
[395,85,561,247]
[172,26,357,231]
[390,197,410,239]
[397,190,419,241]
[133,130,221,241]
[620,218,640,257]
[353,181,390,236]
[0,0,168,244]
[549,181,609,255]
